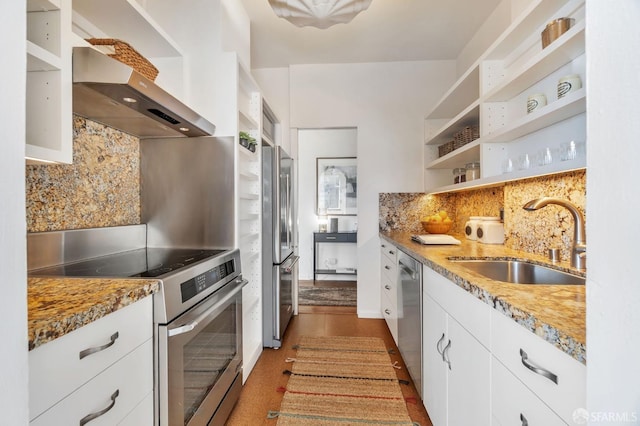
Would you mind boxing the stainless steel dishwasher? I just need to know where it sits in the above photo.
[397,250,423,397]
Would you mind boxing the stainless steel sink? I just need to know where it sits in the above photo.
[448,258,585,285]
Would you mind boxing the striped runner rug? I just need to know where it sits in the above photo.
[268,335,418,425]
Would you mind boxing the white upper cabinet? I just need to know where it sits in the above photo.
[425,0,586,193]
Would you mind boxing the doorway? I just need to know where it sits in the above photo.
[296,128,357,307]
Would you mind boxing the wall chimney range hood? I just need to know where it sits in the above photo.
[72,47,215,138]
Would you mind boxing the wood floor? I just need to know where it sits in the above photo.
[227,306,433,425]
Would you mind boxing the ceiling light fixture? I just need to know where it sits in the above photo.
[268,0,372,29]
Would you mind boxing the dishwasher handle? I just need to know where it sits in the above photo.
[398,259,419,281]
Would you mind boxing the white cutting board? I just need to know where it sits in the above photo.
[412,234,461,245]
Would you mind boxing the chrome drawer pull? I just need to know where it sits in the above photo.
[384,309,391,315]
[79,389,119,425]
[520,413,529,426]
[79,332,119,360]
[325,236,337,240]
[519,348,558,384]
[436,333,445,356]
[384,265,391,270]
[384,285,391,290]
[442,340,452,370]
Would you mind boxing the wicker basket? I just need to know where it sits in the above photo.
[86,38,159,81]
[453,125,480,145]
[438,140,455,157]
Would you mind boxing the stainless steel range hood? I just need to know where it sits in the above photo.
[72,47,215,138]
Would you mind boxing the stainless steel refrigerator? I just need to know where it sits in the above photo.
[262,145,298,348]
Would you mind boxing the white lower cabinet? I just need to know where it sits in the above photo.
[491,309,585,425]
[30,340,153,426]
[380,240,399,342]
[420,261,585,426]
[492,358,566,426]
[29,297,153,425]
[422,265,491,426]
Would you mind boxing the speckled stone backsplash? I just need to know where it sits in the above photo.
[379,192,457,234]
[26,116,141,232]
[505,170,586,260]
[379,170,586,259]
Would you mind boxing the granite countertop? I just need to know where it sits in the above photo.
[380,231,586,364]
[28,277,160,351]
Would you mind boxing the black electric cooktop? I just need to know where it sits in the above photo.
[30,248,226,278]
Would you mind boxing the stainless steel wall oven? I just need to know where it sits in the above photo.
[155,249,246,426]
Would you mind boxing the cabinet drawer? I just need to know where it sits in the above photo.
[492,357,566,426]
[118,391,153,426]
[315,232,356,242]
[380,241,398,263]
[381,293,398,343]
[423,265,490,348]
[29,297,153,419]
[380,253,397,282]
[380,273,397,310]
[491,310,585,424]
[31,339,153,426]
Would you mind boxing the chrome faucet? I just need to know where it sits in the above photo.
[523,197,586,270]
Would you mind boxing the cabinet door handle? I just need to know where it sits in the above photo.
[325,236,337,240]
[384,265,391,270]
[384,309,391,315]
[384,285,391,290]
[381,244,387,248]
[436,333,445,356]
[79,332,119,360]
[442,340,452,370]
[520,413,529,426]
[79,389,119,425]
[388,250,395,255]
[519,348,558,384]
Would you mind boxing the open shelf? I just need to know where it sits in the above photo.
[239,110,259,130]
[484,0,575,60]
[427,141,481,169]
[484,21,585,102]
[426,101,480,146]
[27,42,62,71]
[28,0,60,12]
[239,171,259,181]
[72,0,183,57]
[484,88,585,142]
[427,157,585,194]
[427,65,479,120]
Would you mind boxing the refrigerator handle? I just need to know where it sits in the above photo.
[286,173,291,250]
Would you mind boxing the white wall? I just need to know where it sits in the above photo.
[1,0,28,423]
[297,128,358,281]
[290,60,455,317]
[586,0,640,420]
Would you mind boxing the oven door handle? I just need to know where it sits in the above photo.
[168,278,248,337]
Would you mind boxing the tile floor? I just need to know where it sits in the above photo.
[227,305,433,425]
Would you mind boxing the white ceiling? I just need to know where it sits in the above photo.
[239,0,503,69]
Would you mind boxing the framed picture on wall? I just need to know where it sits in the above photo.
[316,157,357,215]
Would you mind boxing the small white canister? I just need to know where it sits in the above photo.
[464,216,483,241]
[527,93,547,114]
[477,218,505,245]
[557,74,582,99]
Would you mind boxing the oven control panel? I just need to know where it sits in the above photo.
[180,259,236,302]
